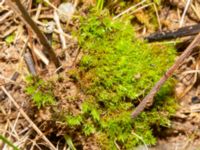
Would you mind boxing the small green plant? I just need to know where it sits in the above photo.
[5,34,15,44]
[64,135,76,150]
[25,76,55,108]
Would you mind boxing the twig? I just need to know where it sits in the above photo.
[43,0,59,11]
[145,24,200,42]
[24,51,37,75]
[0,11,13,24]
[0,26,18,39]
[6,0,61,68]
[1,86,57,150]
[32,45,49,65]
[52,0,72,60]
[113,0,146,20]
[0,0,5,6]
[54,10,67,50]
[8,102,23,141]
[34,3,42,21]
[0,72,19,100]
[53,10,71,62]
[178,63,199,98]
[179,0,192,27]
[131,33,200,118]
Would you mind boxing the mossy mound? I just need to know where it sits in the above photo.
[26,11,177,149]
[66,11,177,149]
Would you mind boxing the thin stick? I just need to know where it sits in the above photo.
[24,51,37,75]
[6,0,61,68]
[179,0,192,27]
[0,11,13,23]
[1,86,57,150]
[34,20,73,39]
[0,0,5,6]
[0,72,19,100]
[146,24,200,42]
[34,2,42,21]
[131,33,200,118]
[113,0,146,20]
[54,10,67,49]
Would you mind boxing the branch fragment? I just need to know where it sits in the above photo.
[146,24,200,42]
[131,33,200,118]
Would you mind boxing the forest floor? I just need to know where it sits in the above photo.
[1,0,200,150]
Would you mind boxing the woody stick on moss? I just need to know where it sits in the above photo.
[131,33,200,119]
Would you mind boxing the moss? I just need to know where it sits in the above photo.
[5,33,15,45]
[25,76,56,108]
[69,10,177,149]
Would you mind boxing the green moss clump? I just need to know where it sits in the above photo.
[68,10,177,149]
[78,12,176,105]
[25,76,55,108]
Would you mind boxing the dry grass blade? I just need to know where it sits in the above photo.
[54,10,67,50]
[179,0,192,27]
[1,86,57,150]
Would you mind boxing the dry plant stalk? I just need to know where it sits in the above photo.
[6,0,61,69]
[131,33,200,118]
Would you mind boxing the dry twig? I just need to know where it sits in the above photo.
[131,32,200,118]
[0,72,19,100]
[54,10,67,50]
[179,0,192,27]
[146,24,200,42]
